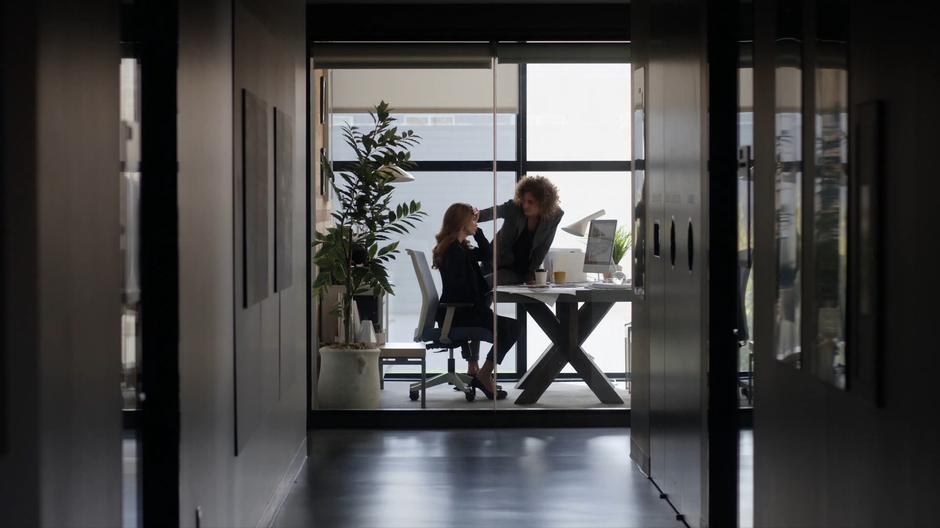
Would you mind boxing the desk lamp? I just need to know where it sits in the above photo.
[561,209,606,236]
[378,164,416,183]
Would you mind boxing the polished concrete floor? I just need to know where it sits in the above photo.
[739,429,754,528]
[274,428,684,528]
[122,435,138,528]
[121,428,754,528]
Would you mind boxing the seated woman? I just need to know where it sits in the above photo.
[432,203,519,400]
[477,175,564,285]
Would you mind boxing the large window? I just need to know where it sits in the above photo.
[526,64,631,161]
[331,112,516,162]
[523,64,632,375]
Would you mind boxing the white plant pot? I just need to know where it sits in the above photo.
[317,345,381,409]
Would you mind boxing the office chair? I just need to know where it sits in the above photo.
[406,249,494,402]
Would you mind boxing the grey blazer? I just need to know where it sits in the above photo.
[478,199,564,281]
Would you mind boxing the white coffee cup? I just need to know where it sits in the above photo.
[534,270,548,286]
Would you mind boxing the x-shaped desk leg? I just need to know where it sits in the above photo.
[515,301,623,405]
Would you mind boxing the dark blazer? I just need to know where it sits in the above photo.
[478,199,564,280]
[437,229,493,327]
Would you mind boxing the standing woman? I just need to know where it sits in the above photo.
[433,203,519,400]
[477,175,564,285]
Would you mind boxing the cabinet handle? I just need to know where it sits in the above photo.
[653,220,661,258]
[687,219,694,272]
[669,217,677,268]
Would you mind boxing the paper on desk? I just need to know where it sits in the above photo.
[498,285,579,306]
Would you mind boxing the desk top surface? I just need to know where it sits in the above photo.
[495,283,635,303]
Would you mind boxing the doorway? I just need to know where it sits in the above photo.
[309,42,636,422]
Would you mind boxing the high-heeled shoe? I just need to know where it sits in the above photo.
[464,373,502,390]
[470,375,507,400]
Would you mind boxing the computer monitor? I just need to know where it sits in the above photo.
[583,219,617,273]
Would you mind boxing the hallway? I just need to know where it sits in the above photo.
[7,1,940,527]
[274,429,682,528]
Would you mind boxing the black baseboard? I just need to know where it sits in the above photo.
[309,408,630,429]
[309,407,753,430]
[133,405,748,430]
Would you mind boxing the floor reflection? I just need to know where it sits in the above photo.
[276,428,679,528]
[739,429,754,528]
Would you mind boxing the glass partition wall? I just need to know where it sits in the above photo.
[119,37,142,528]
[313,44,632,411]
[318,60,507,410]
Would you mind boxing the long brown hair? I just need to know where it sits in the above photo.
[514,175,560,220]
[432,203,474,269]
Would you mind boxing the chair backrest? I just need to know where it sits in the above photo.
[406,249,440,341]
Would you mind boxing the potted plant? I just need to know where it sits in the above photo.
[313,101,425,409]
[611,225,633,273]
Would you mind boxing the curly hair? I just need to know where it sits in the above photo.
[514,175,560,220]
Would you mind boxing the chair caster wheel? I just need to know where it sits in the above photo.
[409,391,419,401]
[465,388,476,402]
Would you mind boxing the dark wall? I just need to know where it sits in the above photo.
[632,0,709,526]
[753,1,940,526]
[307,3,630,41]
[176,0,307,525]
[629,0,652,478]
[1,2,40,523]
[0,0,122,526]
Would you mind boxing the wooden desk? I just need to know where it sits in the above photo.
[495,285,635,405]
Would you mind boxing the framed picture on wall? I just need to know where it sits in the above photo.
[242,89,269,307]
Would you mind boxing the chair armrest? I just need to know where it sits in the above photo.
[438,303,472,344]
